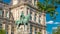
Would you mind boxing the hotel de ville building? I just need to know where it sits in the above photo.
[0,0,46,34]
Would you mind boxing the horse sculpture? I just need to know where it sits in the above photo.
[15,12,31,28]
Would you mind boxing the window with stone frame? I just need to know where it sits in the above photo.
[34,13,36,21]
[27,8,29,15]
[30,15,32,20]
[0,9,3,17]
[30,9,32,20]
[30,25,32,34]
[6,32,8,34]
[38,16,40,23]
[34,0,36,6]
[11,32,14,34]
[29,0,32,3]
[35,28,37,34]
[0,19,2,29]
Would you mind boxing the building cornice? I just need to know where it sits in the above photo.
[9,2,41,11]
[0,3,9,9]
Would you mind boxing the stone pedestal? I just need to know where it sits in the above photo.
[8,25,11,34]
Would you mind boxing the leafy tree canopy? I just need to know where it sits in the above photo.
[52,25,60,34]
[0,29,6,34]
[37,0,60,19]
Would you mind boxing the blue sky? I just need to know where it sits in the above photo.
[3,0,60,34]
[46,6,60,34]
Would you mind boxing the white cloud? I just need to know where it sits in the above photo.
[46,31,50,34]
[54,22,59,24]
[52,27,57,29]
[46,21,54,24]
[46,21,59,24]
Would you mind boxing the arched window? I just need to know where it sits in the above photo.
[0,19,2,29]
[30,25,32,34]
[35,29,37,34]
[34,0,36,6]
[30,15,32,20]
[0,9,3,17]
[34,13,36,21]
[38,16,40,23]
[30,11,32,20]
[11,32,14,34]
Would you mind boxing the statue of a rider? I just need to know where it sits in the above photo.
[15,11,31,28]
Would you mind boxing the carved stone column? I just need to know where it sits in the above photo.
[40,11,46,34]
[36,13,39,23]
[32,27,35,34]
[35,0,38,7]
[37,28,39,34]
[28,23,30,34]
[14,26,17,34]
[8,24,11,34]
[40,12,46,25]
[2,21,5,30]
[28,8,30,14]
[32,0,34,5]
[41,29,45,34]
[2,9,6,30]
[3,9,6,18]
[32,12,35,21]
[24,6,27,16]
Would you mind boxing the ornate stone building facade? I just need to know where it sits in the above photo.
[0,0,46,34]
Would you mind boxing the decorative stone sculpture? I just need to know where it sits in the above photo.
[15,11,31,27]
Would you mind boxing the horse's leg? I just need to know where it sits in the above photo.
[18,23,21,27]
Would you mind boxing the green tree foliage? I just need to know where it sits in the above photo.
[37,32,41,34]
[37,0,60,19]
[52,25,60,34]
[0,29,6,34]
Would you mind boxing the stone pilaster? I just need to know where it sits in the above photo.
[35,0,37,7]
[14,27,17,34]
[32,12,35,21]
[40,11,46,34]
[32,27,35,34]
[41,29,45,34]
[32,0,34,5]
[37,28,39,32]
[24,6,27,16]
[3,9,6,18]
[8,24,11,34]
[2,22,5,30]
[36,13,39,23]
[28,8,30,14]
[28,23,30,34]
[37,28,39,34]
[2,9,6,30]
[40,12,46,25]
